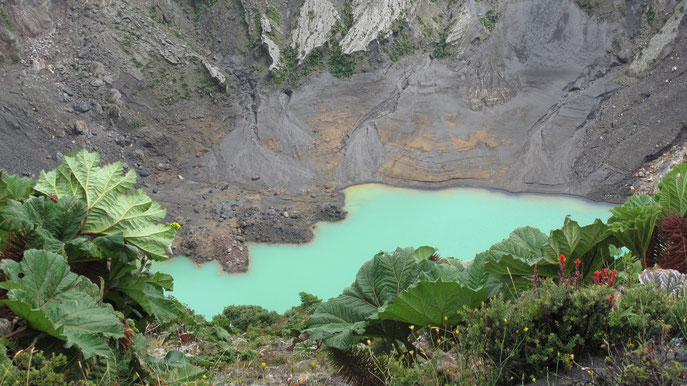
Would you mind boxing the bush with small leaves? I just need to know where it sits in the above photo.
[221,305,279,331]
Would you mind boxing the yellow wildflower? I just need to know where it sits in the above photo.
[444,316,448,321]
[455,329,460,334]
[261,362,266,369]
[532,378,536,383]
[570,354,574,360]
[168,222,182,230]
[202,375,207,380]
[367,339,371,345]
[524,327,529,332]
[409,325,415,330]
[409,350,414,355]
[504,318,508,323]
[437,338,441,344]
[587,370,594,375]
[310,362,316,368]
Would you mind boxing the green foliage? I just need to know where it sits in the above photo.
[0,250,124,359]
[0,6,14,32]
[379,279,487,326]
[383,22,415,62]
[479,9,499,32]
[413,246,437,262]
[0,170,35,210]
[221,305,279,331]
[298,291,322,311]
[0,150,179,363]
[0,345,71,385]
[306,247,420,350]
[328,42,356,79]
[655,164,687,216]
[596,343,687,384]
[483,220,615,294]
[463,281,616,379]
[432,26,453,59]
[34,149,175,261]
[146,350,207,383]
[608,195,661,268]
[545,219,616,279]
[609,284,674,343]
[271,46,326,84]
[264,5,280,24]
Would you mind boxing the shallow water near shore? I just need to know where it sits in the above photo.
[153,184,614,318]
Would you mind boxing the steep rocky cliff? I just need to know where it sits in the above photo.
[0,0,685,270]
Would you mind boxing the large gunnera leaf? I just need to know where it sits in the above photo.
[468,227,550,294]
[656,164,687,216]
[0,170,35,209]
[34,149,174,260]
[0,250,124,359]
[0,196,88,253]
[306,248,419,349]
[544,219,615,279]
[485,226,549,264]
[608,200,661,267]
[378,279,487,326]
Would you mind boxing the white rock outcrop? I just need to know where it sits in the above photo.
[628,0,686,77]
[291,0,339,61]
[261,14,282,70]
[202,59,230,92]
[446,3,473,45]
[340,0,415,55]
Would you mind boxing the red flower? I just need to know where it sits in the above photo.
[609,293,616,307]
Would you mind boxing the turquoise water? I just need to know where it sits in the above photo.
[153,184,614,318]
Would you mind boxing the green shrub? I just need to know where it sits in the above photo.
[463,281,615,379]
[298,291,322,311]
[479,9,499,32]
[595,343,687,385]
[221,305,279,331]
[383,22,415,62]
[0,346,71,385]
[609,284,673,344]
[667,291,687,339]
[328,42,355,79]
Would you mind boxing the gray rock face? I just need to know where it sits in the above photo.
[628,0,686,77]
[199,0,629,200]
[341,0,414,54]
[261,14,281,70]
[202,59,230,92]
[291,0,339,61]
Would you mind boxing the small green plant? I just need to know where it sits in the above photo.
[595,343,687,384]
[265,5,280,24]
[220,305,279,331]
[383,22,415,62]
[647,6,655,23]
[432,25,453,59]
[328,42,356,79]
[609,284,673,344]
[479,9,499,32]
[0,345,71,385]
